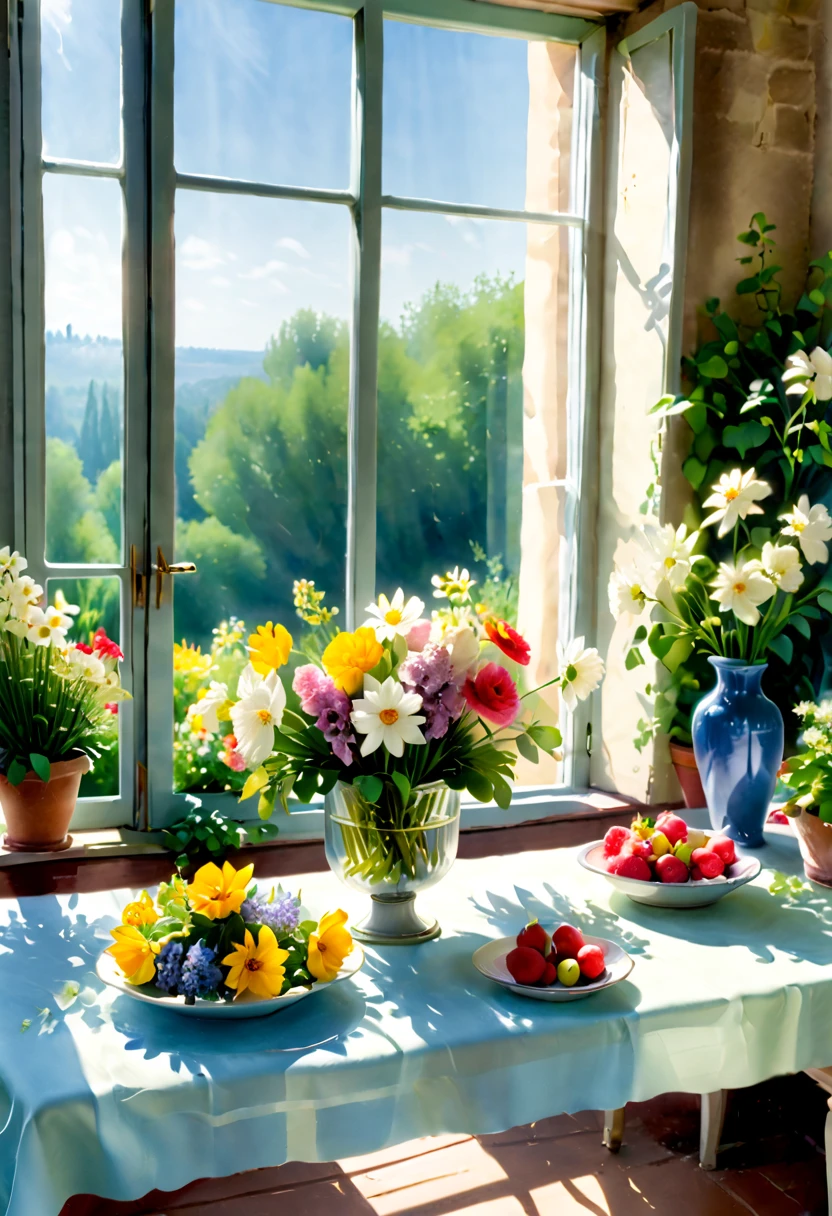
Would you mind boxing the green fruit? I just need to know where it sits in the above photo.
[557,958,580,987]
[674,842,693,866]
[650,831,671,857]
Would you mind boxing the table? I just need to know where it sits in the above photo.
[0,822,829,1216]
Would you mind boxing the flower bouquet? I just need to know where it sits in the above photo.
[609,471,832,844]
[101,859,358,1017]
[778,700,832,884]
[186,570,604,942]
[0,546,128,850]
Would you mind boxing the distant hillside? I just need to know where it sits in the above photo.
[46,328,267,389]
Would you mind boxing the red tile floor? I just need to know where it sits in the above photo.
[64,1074,830,1215]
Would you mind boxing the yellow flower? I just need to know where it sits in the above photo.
[248,622,293,675]
[187,860,254,920]
[307,909,352,982]
[221,925,289,999]
[107,924,161,986]
[173,641,212,677]
[121,891,159,928]
[322,628,383,696]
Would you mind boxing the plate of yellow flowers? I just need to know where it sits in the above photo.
[97,860,363,1018]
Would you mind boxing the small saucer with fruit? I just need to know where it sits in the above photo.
[579,811,762,908]
[472,920,634,1003]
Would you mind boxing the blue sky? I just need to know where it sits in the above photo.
[41,0,535,350]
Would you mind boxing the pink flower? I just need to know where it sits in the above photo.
[462,662,520,727]
[292,664,330,712]
[292,665,356,766]
[405,619,432,653]
[105,702,119,715]
[76,642,94,655]
[94,628,123,661]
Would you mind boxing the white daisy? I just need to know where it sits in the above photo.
[431,566,476,600]
[363,588,426,642]
[187,681,229,736]
[758,542,803,593]
[6,575,43,620]
[711,561,775,626]
[557,636,605,710]
[646,522,698,590]
[780,495,832,565]
[608,564,651,619]
[0,547,27,576]
[25,605,72,647]
[230,668,286,769]
[52,588,80,616]
[782,347,832,402]
[64,646,107,684]
[350,674,426,757]
[701,468,771,537]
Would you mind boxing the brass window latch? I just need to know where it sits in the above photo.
[153,546,197,609]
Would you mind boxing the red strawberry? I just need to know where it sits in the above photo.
[768,810,789,825]
[655,811,688,845]
[615,855,652,881]
[506,946,546,985]
[655,854,689,883]
[539,961,557,986]
[552,923,585,960]
[707,836,736,866]
[691,848,724,879]
[603,825,631,858]
[577,943,605,980]
[516,920,550,954]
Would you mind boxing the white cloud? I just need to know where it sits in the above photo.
[179,235,227,271]
[238,259,287,282]
[382,244,414,269]
[276,237,310,260]
[444,215,481,246]
[45,225,121,339]
[42,0,72,63]
[183,298,207,312]
[210,276,231,287]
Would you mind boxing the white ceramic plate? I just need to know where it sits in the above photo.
[472,934,634,1002]
[96,944,365,1018]
[578,841,762,908]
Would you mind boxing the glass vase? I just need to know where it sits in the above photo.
[324,779,461,943]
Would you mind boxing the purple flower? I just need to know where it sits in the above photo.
[399,644,466,740]
[241,890,301,936]
[292,664,356,765]
[180,940,223,998]
[155,940,184,993]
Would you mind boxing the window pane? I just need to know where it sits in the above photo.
[383,24,575,212]
[377,209,572,787]
[46,576,121,799]
[44,173,124,564]
[173,191,350,793]
[174,0,352,190]
[41,0,121,164]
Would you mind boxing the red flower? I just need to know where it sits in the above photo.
[462,662,520,727]
[75,642,94,655]
[105,702,119,715]
[484,618,531,667]
[93,628,124,661]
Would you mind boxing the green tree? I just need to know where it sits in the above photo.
[99,384,120,468]
[174,516,267,640]
[46,438,118,565]
[79,381,103,484]
[95,460,122,547]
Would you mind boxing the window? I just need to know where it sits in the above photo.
[9,0,692,834]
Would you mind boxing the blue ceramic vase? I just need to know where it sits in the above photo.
[691,658,783,848]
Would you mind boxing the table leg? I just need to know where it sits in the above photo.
[603,1107,625,1152]
[700,1089,727,1170]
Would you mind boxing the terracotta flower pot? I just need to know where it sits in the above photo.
[668,742,706,809]
[0,752,91,852]
[792,809,832,886]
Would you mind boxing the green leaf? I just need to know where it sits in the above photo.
[354,774,383,805]
[661,636,695,674]
[790,614,811,640]
[767,633,793,665]
[625,647,645,671]
[810,288,826,306]
[515,731,539,765]
[490,773,513,810]
[7,759,26,786]
[723,421,770,458]
[737,277,761,296]
[463,768,493,803]
[246,821,279,844]
[682,455,708,490]
[698,355,728,379]
[293,769,320,805]
[694,427,717,463]
[818,592,832,615]
[633,625,648,643]
[391,771,411,806]
[685,401,708,434]
[527,724,562,753]
[29,753,50,783]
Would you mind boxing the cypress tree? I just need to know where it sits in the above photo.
[99,384,120,468]
[79,381,102,483]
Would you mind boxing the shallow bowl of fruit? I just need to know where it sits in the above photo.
[472,920,634,1002]
[579,812,762,908]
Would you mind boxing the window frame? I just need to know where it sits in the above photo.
[10,0,608,836]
